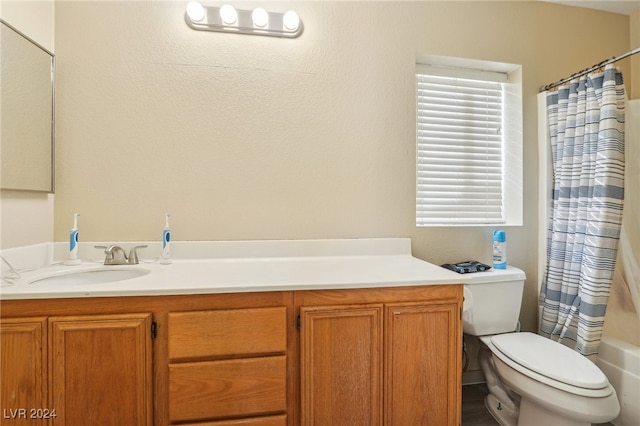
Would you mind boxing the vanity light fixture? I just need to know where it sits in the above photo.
[185,1,303,38]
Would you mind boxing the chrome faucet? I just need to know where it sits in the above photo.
[95,244,147,265]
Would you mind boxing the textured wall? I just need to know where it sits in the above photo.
[52,1,629,332]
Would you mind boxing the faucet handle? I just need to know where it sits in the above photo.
[94,245,112,263]
[103,245,127,265]
[128,245,148,265]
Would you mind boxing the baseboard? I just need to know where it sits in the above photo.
[462,369,485,385]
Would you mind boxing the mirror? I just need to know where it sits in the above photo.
[1,19,55,193]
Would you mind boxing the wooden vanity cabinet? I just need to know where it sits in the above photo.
[297,285,462,426]
[0,292,293,426]
[1,284,461,426]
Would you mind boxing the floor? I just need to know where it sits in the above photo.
[461,383,615,426]
[462,383,499,426]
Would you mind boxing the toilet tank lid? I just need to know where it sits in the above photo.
[464,266,526,284]
[490,332,609,390]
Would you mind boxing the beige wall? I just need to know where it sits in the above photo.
[52,1,630,333]
[0,1,55,249]
[0,0,54,52]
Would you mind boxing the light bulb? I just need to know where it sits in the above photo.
[186,1,205,22]
[283,10,300,31]
[251,8,269,28]
[219,4,238,25]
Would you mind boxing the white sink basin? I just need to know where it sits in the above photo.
[29,267,150,286]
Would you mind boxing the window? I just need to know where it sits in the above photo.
[415,56,523,226]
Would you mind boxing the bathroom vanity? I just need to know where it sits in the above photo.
[0,239,464,426]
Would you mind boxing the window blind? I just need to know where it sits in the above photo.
[416,71,505,225]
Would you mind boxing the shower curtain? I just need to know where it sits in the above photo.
[539,64,626,358]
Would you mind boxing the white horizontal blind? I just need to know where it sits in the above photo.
[416,71,505,225]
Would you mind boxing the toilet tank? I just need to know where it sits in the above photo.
[462,266,526,336]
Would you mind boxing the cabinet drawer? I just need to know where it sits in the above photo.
[168,307,287,360]
[183,414,287,426]
[169,356,286,422]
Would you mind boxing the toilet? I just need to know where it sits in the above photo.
[463,266,620,426]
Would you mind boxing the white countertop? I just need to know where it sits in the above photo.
[0,238,466,300]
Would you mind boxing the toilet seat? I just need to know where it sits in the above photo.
[482,333,613,397]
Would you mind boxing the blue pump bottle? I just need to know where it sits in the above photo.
[492,230,507,269]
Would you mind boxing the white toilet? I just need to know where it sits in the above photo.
[463,266,620,426]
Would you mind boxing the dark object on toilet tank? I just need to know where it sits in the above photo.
[441,261,492,274]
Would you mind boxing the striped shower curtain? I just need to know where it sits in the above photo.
[539,64,626,358]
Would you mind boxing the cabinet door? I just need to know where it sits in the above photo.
[49,313,153,426]
[0,317,47,426]
[300,305,383,426]
[385,303,461,426]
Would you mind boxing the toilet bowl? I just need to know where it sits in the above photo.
[463,267,620,426]
[480,332,619,426]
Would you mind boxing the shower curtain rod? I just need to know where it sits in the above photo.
[540,47,640,92]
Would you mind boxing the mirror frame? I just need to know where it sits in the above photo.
[1,19,55,193]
